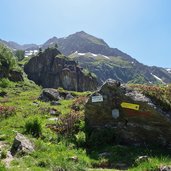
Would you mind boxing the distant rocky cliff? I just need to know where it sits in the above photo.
[24,48,97,91]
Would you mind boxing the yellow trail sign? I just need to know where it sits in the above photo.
[121,102,140,111]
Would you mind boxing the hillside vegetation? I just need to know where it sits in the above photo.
[0,79,171,170]
[1,31,171,84]
[0,43,171,171]
[0,44,17,77]
[130,84,171,112]
[0,43,23,83]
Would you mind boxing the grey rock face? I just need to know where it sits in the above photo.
[160,166,171,171]
[9,70,23,82]
[24,48,97,91]
[39,88,61,102]
[85,79,171,147]
[10,133,34,156]
[39,88,74,102]
[65,93,74,100]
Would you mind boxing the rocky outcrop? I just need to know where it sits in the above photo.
[0,70,23,82]
[10,133,34,156]
[39,88,74,102]
[24,48,97,91]
[85,79,171,148]
[9,70,23,82]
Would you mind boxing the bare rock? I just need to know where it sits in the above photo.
[39,88,61,102]
[39,89,74,102]
[49,108,61,116]
[160,166,171,171]
[135,155,149,163]
[85,79,171,147]
[24,48,97,91]
[65,93,74,100]
[9,70,23,82]
[50,101,61,106]
[10,133,34,156]
[2,151,13,168]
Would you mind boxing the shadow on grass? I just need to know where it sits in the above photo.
[86,145,171,170]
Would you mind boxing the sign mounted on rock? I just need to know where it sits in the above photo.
[112,109,120,119]
[92,95,103,102]
[121,102,139,110]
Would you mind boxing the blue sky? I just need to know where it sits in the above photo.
[0,0,171,68]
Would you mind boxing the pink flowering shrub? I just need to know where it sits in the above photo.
[0,106,16,118]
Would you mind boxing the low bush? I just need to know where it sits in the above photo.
[0,149,7,159]
[0,78,11,88]
[75,131,86,147]
[25,118,42,138]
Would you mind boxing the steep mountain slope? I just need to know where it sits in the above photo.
[42,31,171,84]
[0,39,38,51]
[1,31,171,84]
[69,52,171,84]
[42,31,134,62]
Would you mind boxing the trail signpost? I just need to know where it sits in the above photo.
[92,95,103,102]
[121,102,139,110]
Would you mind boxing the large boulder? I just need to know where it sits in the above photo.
[39,88,62,101]
[85,79,171,148]
[10,133,34,156]
[39,88,74,102]
[24,48,97,91]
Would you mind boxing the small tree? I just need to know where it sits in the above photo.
[15,50,25,61]
[0,43,16,77]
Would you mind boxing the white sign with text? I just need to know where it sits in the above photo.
[92,95,103,102]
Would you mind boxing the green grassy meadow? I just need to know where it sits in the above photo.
[0,80,171,171]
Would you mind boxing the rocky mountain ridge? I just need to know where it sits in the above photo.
[0,38,39,51]
[69,52,171,84]
[1,31,171,84]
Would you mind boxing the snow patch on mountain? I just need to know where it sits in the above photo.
[91,53,97,57]
[74,51,110,59]
[151,73,165,84]
[166,68,171,74]
[78,53,86,56]
[102,55,110,59]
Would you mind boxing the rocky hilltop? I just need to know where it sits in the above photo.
[24,48,97,91]
[42,31,134,62]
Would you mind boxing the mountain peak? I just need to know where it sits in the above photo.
[68,31,109,48]
[75,31,88,35]
[43,36,58,47]
[47,36,58,42]
[76,31,86,34]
